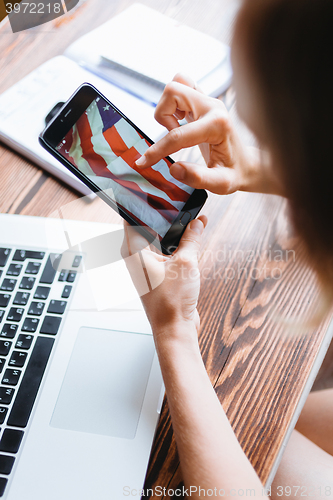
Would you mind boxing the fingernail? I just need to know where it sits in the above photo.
[171,164,185,180]
[190,219,204,235]
[135,155,146,167]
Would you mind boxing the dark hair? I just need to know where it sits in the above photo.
[234,0,333,292]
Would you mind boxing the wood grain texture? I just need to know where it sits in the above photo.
[146,196,332,498]
[0,1,332,499]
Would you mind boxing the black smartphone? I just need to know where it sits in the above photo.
[39,83,207,254]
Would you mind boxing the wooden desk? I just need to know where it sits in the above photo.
[1,0,332,497]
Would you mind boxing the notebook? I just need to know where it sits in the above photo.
[65,3,233,101]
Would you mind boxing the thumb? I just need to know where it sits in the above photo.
[170,161,237,195]
[176,216,207,260]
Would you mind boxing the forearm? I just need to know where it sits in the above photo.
[154,322,268,499]
[295,389,333,456]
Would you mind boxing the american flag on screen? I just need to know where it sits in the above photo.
[60,99,193,238]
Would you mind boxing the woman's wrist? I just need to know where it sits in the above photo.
[152,320,201,357]
[154,323,205,380]
[240,146,285,196]
[239,147,268,193]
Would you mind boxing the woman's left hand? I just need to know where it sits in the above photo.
[121,216,207,345]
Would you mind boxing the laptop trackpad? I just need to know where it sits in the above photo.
[50,327,155,439]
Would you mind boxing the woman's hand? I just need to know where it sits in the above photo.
[136,74,284,197]
[122,216,268,500]
[121,216,207,346]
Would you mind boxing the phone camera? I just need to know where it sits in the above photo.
[44,101,65,125]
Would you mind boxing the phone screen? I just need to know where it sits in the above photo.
[55,96,194,239]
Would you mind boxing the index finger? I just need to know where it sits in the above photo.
[135,117,211,169]
[154,81,203,130]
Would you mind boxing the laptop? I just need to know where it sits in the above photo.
[0,212,164,499]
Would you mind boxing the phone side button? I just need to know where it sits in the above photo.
[179,212,192,227]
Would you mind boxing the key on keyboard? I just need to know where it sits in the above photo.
[0,325,18,339]
[0,250,10,268]
[0,295,10,308]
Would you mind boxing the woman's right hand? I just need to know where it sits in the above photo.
[136,74,284,197]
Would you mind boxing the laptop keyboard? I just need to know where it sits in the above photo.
[0,246,79,497]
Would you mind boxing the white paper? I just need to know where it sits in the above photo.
[64,2,231,103]
[99,4,228,86]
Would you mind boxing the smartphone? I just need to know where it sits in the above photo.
[39,83,207,254]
